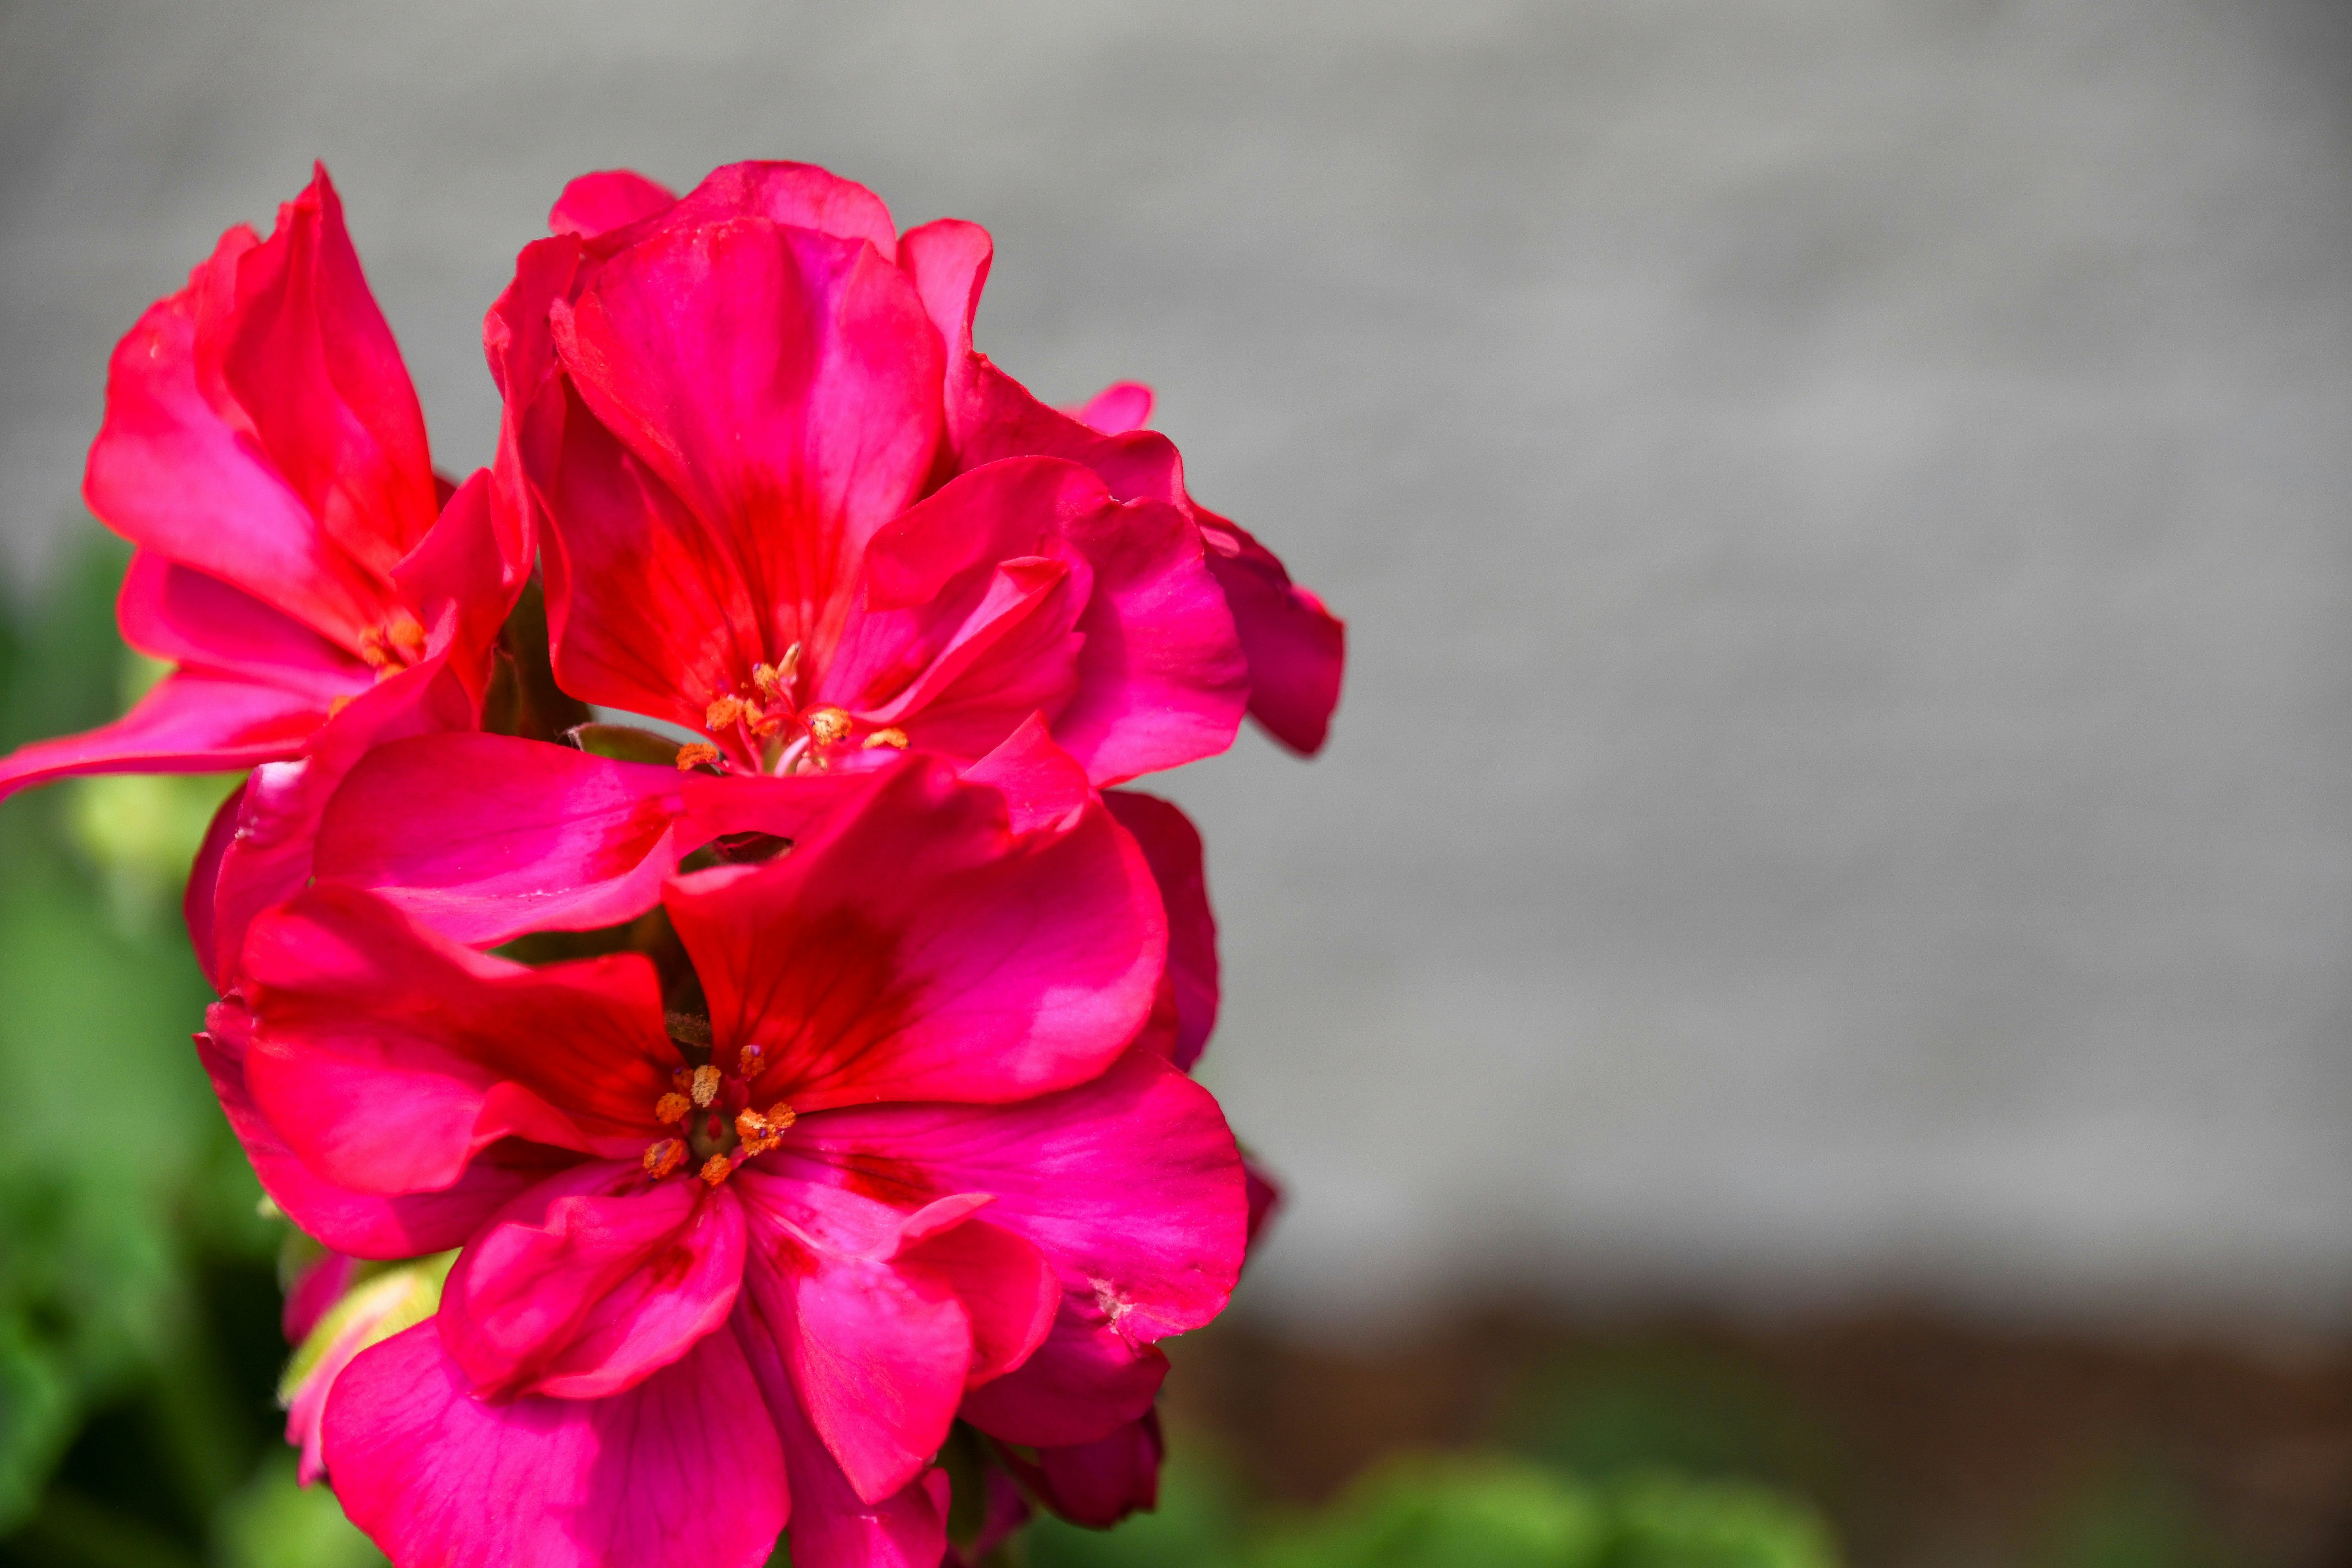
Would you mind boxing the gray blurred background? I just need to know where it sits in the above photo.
[5,0,2350,1340]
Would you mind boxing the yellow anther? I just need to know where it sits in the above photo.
[751,663,783,699]
[862,727,909,751]
[706,694,745,730]
[642,1139,686,1179]
[655,1092,690,1124]
[358,617,426,672]
[734,1102,796,1157]
[690,1065,722,1108]
[676,742,722,771]
[700,1154,735,1186]
[805,708,851,746]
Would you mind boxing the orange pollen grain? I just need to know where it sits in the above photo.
[655,1092,690,1124]
[734,1102,796,1157]
[862,727,909,751]
[738,1043,765,1077]
[700,1154,735,1186]
[676,742,721,772]
[642,1139,686,1178]
[706,695,745,730]
[690,1065,722,1108]
[805,707,851,746]
[751,662,784,699]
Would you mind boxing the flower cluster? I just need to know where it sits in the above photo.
[0,162,1340,1568]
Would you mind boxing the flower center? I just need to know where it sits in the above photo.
[357,614,427,673]
[640,1045,795,1187]
[675,642,909,776]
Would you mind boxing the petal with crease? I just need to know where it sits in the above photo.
[324,1319,786,1568]
[441,1162,744,1400]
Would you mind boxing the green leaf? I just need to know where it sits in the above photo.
[1246,1455,1608,1568]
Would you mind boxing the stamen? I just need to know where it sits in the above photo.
[642,1139,686,1179]
[734,1102,797,1157]
[676,742,721,771]
[690,1065,722,1108]
[751,662,783,699]
[655,1092,690,1124]
[357,629,392,671]
[862,727,909,750]
[387,616,426,659]
[737,1043,765,1078]
[700,1154,736,1186]
[706,695,744,730]
[805,708,851,746]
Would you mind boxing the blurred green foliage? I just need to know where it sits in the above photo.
[1027,1446,1837,1568]
[0,540,378,1568]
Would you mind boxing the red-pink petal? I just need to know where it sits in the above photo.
[440,1163,745,1400]
[315,733,863,946]
[324,1318,786,1568]
[539,382,771,732]
[241,885,678,1191]
[1070,381,1155,436]
[317,734,690,944]
[550,215,940,688]
[83,238,394,651]
[958,1296,1168,1448]
[801,1051,1244,1446]
[219,165,438,582]
[656,162,901,262]
[281,1250,359,1344]
[199,1002,559,1259]
[548,169,678,238]
[665,757,1161,1111]
[0,671,322,800]
[897,1214,1058,1388]
[737,1304,947,1568]
[1197,508,1346,755]
[961,715,1092,833]
[116,549,365,702]
[392,468,528,704]
[738,1198,974,1504]
[1004,1410,1164,1528]
[848,455,1245,782]
[199,654,477,985]
[185,781,245,991]
[1105,791,1220,1070]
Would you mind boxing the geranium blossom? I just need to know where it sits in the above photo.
[487,161,1339,786]
[207,757,1247,1568]
[0,165,521,801]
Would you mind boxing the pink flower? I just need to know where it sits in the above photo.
[211,756,1247,1568]
[0,165,523,802]
[489,161,1339,785]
